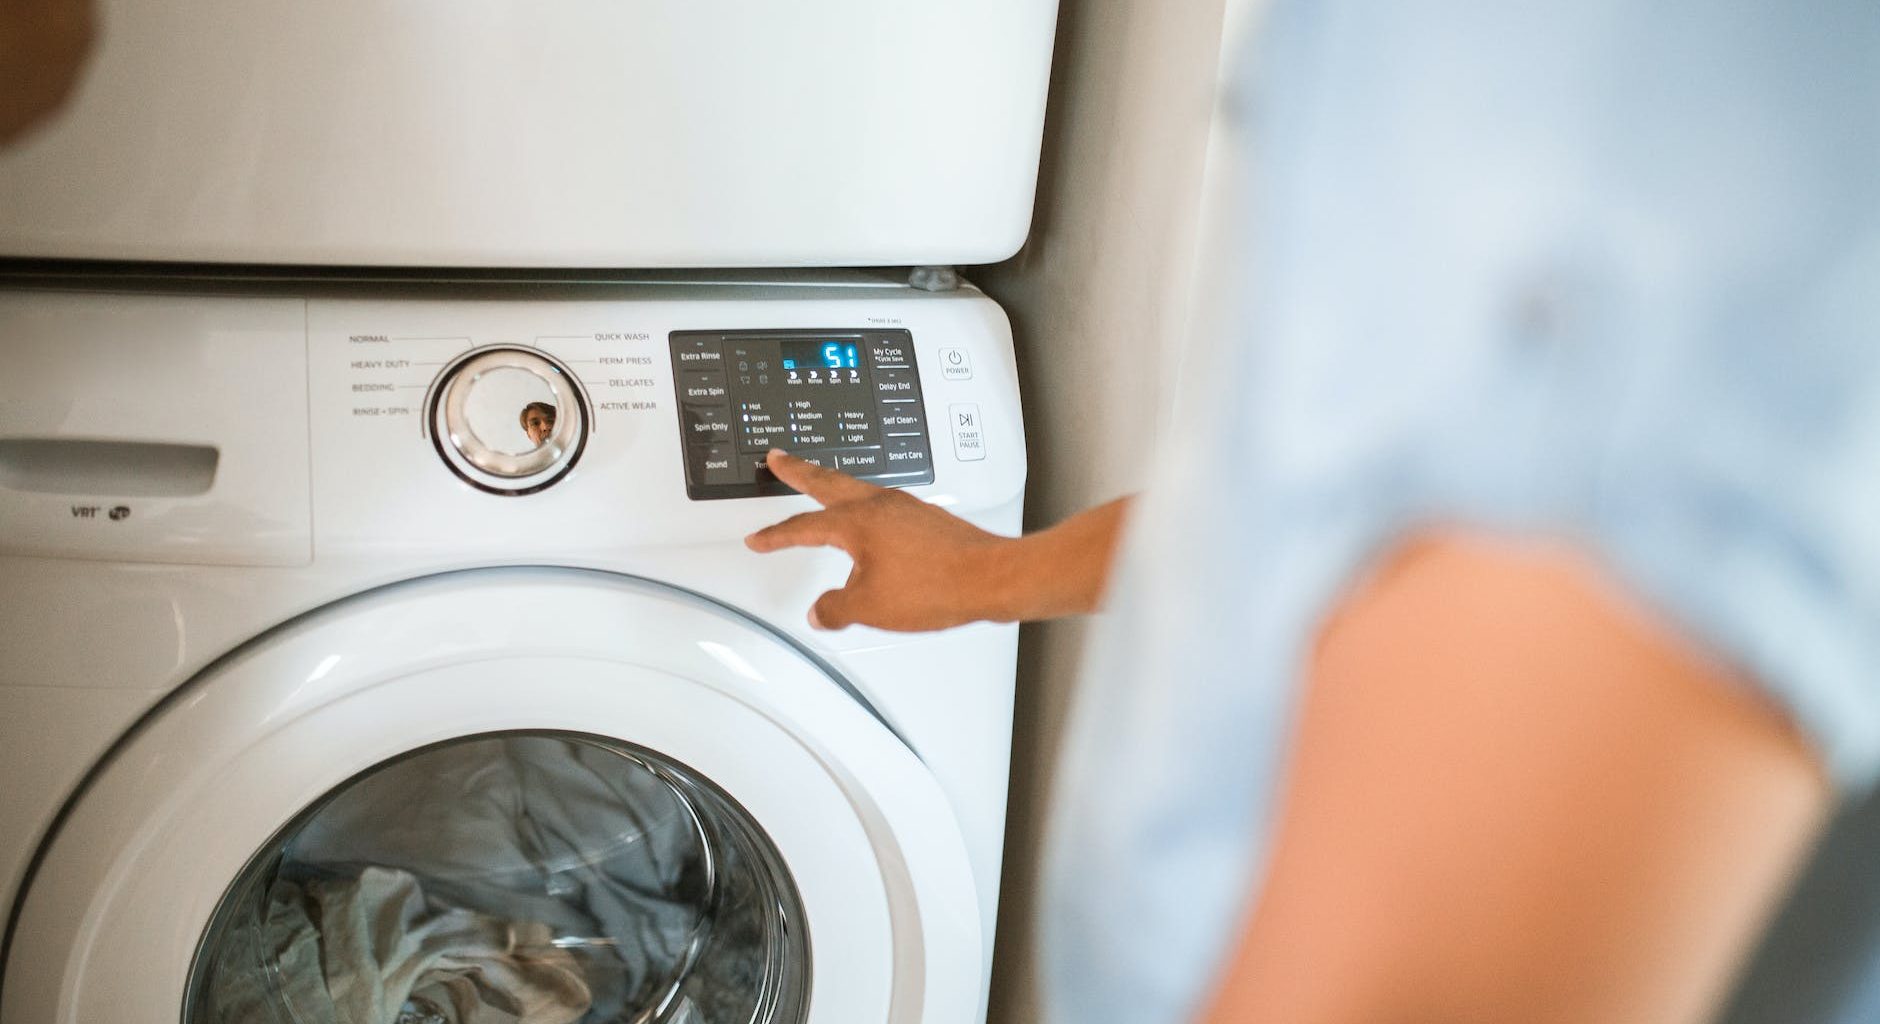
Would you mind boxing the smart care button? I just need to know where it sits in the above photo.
[884,439,931,470]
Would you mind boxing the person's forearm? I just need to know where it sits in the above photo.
[746,451,1134,631]
[980,497,1132,622]
[0,0,94,144]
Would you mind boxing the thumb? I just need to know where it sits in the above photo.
[808,585,863,631]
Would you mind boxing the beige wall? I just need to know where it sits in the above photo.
[973,0,1236,1018]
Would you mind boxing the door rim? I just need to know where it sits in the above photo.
[0,567,981,1024]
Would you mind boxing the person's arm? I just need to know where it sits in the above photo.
[1200,532,1829,1024]
[0,0,94,144]
[744,449,1131,631]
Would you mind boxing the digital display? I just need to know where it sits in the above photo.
[779,340,861,371]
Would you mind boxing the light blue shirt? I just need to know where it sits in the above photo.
[1042,2,1880,1021]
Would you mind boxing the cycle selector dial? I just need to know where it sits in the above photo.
[429,347,588,494]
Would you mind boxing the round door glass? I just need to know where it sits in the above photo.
[188,733,810,1024]
[464,366,558,455]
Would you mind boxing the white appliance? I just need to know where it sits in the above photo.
[0,0,1058,267]
[0,278,1028,1023]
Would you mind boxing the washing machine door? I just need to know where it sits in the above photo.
[0,568,980,1024]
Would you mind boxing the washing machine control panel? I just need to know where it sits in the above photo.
[671,330,935,500]
[430,346,589,495]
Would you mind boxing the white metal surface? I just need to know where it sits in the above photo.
[0,279,1026,1023]
[0,0,1058,267]
[0,293,311,565]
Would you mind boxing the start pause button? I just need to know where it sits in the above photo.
[949,403,985,462]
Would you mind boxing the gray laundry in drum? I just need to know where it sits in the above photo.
[190,734,803,1024]
[288,737,710,1019]
[211,866,592,1024]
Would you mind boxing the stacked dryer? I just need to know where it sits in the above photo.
[0,3,1056,1023]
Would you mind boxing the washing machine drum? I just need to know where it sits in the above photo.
[0,569,981,1024]
[193,733,806,1024]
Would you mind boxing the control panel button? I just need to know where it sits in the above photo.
[884,438,931,473]
[682,405,734,444]
[699,444,741,486]
[939,347,973,381]
[879,406,925,432]
[744,450,780,484]
[679,371,729,404]
[430,346,588,494]
[872,368,919,399]
[868,337,913,367]
[833,447,884,471]
[949,403,986,462]
[673,337,725,369]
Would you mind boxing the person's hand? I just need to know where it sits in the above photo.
[744,450,1020,631]
[0,0,96,145]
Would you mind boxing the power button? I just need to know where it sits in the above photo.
[939,347,973,381]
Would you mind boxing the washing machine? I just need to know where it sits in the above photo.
[0,273,1027,1023]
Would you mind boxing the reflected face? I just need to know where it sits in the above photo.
[522,405,557,447]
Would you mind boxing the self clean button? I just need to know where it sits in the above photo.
[939,347,973,381]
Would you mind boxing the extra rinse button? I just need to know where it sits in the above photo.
[950,403,985,462]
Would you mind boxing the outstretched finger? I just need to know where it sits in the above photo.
[764,449,881,507]
[744,509,852,554]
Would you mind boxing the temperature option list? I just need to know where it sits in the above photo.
[670,329,934,500]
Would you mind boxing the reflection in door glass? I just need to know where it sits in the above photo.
[188,733,809,1024]
[520,401,558,450]
[464,365,559,455]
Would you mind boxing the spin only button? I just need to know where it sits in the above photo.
[682,406,734,443]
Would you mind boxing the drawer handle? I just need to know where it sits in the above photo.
[0,439,218,497]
